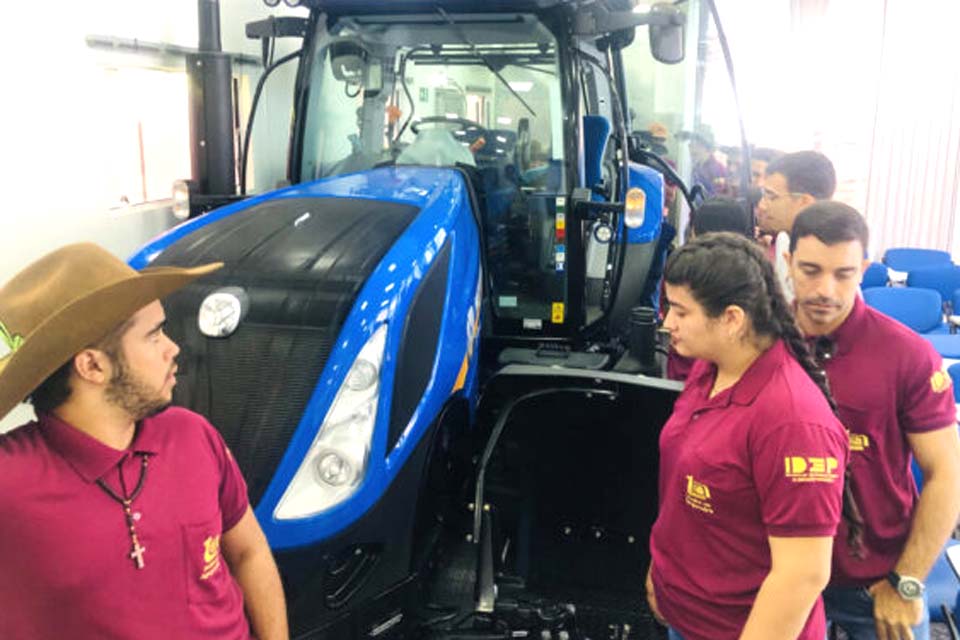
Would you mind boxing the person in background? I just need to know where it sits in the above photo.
[0,243,289,640]
[788,203,960,640]
[680,127,729,198]
[751,147,783,188]
[647,232,858,640]
[757,150,837,302]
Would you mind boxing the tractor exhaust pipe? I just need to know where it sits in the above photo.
[187,0,237,200]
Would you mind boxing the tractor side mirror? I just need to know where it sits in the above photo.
[330,41,383,96]
[648,4,685,64]
[330,41,368,82]
[574,1,685,64]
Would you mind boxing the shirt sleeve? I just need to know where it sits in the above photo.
[751,420,848,538]
[898,340,957,434]
[200,418,250,532]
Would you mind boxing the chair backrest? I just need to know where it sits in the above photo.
[863,286,943,333]
[883,247,952,272]
[907,265,960,306]
[861,261,889,288]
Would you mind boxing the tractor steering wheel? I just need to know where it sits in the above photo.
[410,116,486,136]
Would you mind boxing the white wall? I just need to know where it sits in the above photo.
[0,1,306,432]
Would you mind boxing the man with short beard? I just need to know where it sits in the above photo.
[788,204,960,640]
[0,243,288,640]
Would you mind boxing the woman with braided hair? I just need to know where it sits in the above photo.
[645,232,861,640]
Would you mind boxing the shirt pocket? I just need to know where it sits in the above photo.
[836,403,879,469]
[182,517,229,605]
[680,446,755,526]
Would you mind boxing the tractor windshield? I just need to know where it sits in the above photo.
[301,12,570,330]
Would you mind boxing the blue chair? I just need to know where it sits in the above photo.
[924,335,960,359]
[863,286,948,334]
[911,440,960,625]
[861,261,889,288]
[908,265,960,316]
[883,247,952,272]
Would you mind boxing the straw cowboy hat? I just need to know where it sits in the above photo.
[0,243,221,420]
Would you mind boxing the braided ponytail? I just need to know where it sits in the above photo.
[665,232,864,553]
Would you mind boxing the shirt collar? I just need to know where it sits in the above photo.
[801,296,865,358]
[38,413,161,483]
[687,339,790,409]
[828,295,866,356]
[729,339,790,406]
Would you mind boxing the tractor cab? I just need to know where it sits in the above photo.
[265,0,687,359]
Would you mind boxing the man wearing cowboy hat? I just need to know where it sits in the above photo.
[0,243,288,640]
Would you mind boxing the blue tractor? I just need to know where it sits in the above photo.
[131,1,705,637]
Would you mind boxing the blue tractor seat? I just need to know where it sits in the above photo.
[883,247,952,272]
[582,114,611,194]
[863,286,948,334]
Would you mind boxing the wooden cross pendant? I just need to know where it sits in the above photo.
[130,542,146,569]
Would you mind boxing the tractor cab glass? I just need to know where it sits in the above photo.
[300,12,569,332]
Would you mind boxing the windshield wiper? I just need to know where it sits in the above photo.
[435,7,537,118]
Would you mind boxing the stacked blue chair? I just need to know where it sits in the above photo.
[861,261,889,288]
[883,247,952,272]
[908,264,960,316]
[862,286,948,334]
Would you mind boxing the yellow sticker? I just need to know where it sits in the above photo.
[551,302,564,324]
[931,369,951,394]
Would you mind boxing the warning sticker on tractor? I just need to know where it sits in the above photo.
[523,318,543,330]
[499,296,518,308]
[551,302,565,324]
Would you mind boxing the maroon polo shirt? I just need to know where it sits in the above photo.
[650,340,848,640]
[0,407,252,640]
[818,296,957,586]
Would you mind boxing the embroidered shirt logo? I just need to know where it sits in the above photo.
[784,456,840,483]
[685,475,714,514]
[930,368,952,394]
[849,433,870,452]
[200,535,222,580]
[0,321,24,361]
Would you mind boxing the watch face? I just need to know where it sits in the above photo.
[898,578,924,600]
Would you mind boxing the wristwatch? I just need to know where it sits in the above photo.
[887,571,925,601]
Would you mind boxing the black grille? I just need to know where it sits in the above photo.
[171,323,332,505]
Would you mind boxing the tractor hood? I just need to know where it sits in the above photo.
[146,195,419,505]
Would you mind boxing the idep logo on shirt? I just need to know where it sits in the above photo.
[849,433,870,452]
[684,475,714,514]
[200,535,222,581]
[784,456,839,483]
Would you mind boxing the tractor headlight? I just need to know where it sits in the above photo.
[624,187,647,229]
[274,325,388,520]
